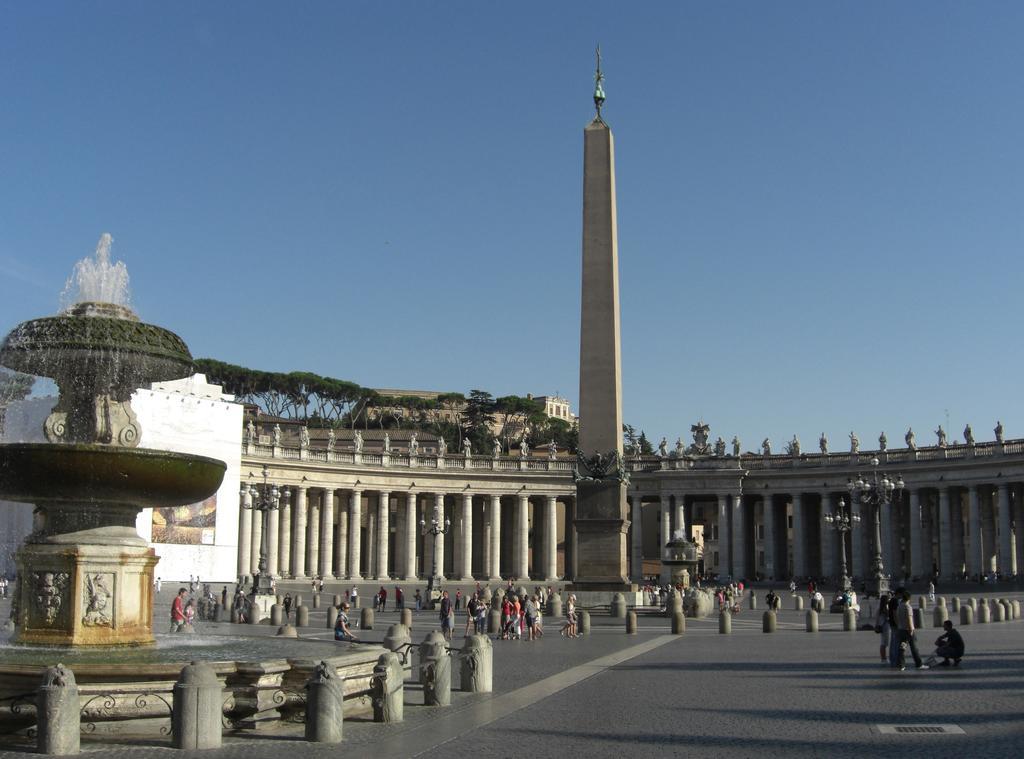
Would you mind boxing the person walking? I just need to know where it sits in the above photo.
[395,586,404,610]
[439,590,454,641]
[170,588,188,633]
[283,593,293,620]
[896,591,928,671]
[378,586,387,611]
[874,594,891,664]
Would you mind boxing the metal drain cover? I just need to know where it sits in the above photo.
[875,725,965,735]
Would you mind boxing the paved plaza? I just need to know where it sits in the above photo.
[2,582,1022,758]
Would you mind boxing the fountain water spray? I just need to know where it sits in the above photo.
[60,233,131,314]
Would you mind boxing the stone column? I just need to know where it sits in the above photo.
[909,489,925,579]
[404,492,417,580]
[432,493,446,582]
[661,502,670,549]
[546,495,559,581]
[266,501,280,576]
[278,489,292,578]
[731,494,747,580]
[365,501,376,580]
[460,493,474,580]
[249,492,262,574]
[481,505,492,580]
[968,484,982,579]
[791,493,805,578]
[238,488,252,579]
[717,493,731,577]
[378,492,391,580]
[348,489,363,580]
[336,505,348,580]
[819,493,834,578]
[320,489,335,579]
[674,497,685,539]
[879,495,894,576]
[762,494,775,580]
[997,483,1013,575]
[292,486,308,578]
[489,495,502,580]
[849,496,863,578]
[516,494,530,580]
[629,496,643,583]
[938,487,953,580]
[982,487,997,574]
[308,491,321,578]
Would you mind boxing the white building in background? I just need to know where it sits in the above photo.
[0,375,243,583]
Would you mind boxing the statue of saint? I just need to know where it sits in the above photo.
[963,424,975,446]
[789,435,801,456]
[905,427,916,450]
[995,420,1004,443]
[714,437,726,457]
[246,419,256,443]
[438,436,446,457]
[408,432,418,455]
[935,425,947,447]
[299,426,310,448]
[849,431,859,453]
[354,429,363,453]
[878,431,887,451]
[819,433,828,454]
[326,428,336,452]
[658,437,668,457]
[674,437,684,457]
[272,424,281,446]
[463,437,472,457]
[548,439,558,459]
[761,438,771,456]
[383,432,391,453]
[731,436,741,457]
[493,437,502,458]
[520,438,530,458]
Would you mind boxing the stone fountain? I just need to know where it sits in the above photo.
[0,234,226,647]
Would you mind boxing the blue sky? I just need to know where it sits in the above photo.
[2,2,1022,451]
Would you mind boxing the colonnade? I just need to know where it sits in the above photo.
[237,486,571,583]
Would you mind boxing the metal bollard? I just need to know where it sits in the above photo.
[304,660,343,743]
[933,605,948,628]
[36,664,79,755]
[762,611,777,633]
[719,609,731,634]
[625,610,637,634]
[610,593,626,618]
[794,596,804,611]
[296,605,310,627]
[419,631,451,706]
[843,608,856,631]
[960,605,973,625]
[672,610,686,634]
[579,609,591,635]
[371,652,404,723]
[270,604,284,627]
[172,661,223,750]
[360,607,374,631]
[805,609,818,632]
[460,634,493,693]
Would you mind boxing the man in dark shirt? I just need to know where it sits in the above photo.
[935,619,965,666]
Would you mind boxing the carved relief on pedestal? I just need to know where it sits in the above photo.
[31,571,70,627]
[82,572,114,627]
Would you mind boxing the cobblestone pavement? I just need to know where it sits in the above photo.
[2,587,1023,758]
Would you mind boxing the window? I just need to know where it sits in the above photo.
[758,550,765,568]
[713,551,719,566]
[787,515,793,529]
[712,524,719,540]
[757,525,765,540]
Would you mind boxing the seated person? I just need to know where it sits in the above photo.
[334,604,358,642]
[934,619,965,666]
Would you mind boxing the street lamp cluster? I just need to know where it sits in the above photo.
[242,464,289,596]
[826,457,905,596]
[823,497,860,591]
[420,510,451,597]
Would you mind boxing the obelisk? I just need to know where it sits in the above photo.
[572,49,632,590]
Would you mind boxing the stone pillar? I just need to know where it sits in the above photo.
[762,494,775,580]
[997,483,1013,575]
[320,489,335,579]
[308,491,321,578]
[366,500,377,580]
[731,494,747,581]
[171,662,223,750]
[489,495,502,580]
[850,495,864,578]
[547,495,559,581]
[674,497,685,539]
[433,493,446,581]
[909,489,925,580]
[661,503,670,549]
[819,493,834,578]
[791,493,805,578]
[460,493,473,580]
[335,505,348,579]
[939,487,953,580]
[516,493,530,580]
[238,488,252,579]
[348,489,363,580]
[629,496,643,583]
[717,493,731,577]
[266,501,280,577]
[377,491,391,580]
[880,495,894,576]
[249,490,262,574]
[36,664,79,755]
[292,486,308,578]
[481,505,492,580]
[404,492,417,580]
[278,488,292,578]
[968,484,982,579]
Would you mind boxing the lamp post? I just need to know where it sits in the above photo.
[847,457,904,597]
[244,464,288,596]
[420,507,451,595]
[823,498,861,591]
